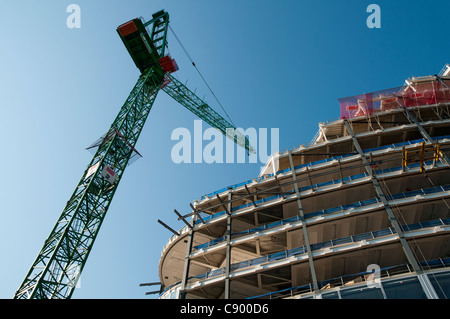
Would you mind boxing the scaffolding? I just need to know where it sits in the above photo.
[339,72,450,120]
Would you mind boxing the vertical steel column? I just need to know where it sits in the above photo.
[179,216,195,299]
[224,192,232,299]
[343,119,439,299]
[288,151,319,294]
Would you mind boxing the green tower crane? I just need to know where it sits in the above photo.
[14,10,253,299]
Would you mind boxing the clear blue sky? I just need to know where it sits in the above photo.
[0,0,449,299]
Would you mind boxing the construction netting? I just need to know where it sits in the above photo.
[339,77,450,119]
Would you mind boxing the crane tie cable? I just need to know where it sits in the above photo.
[168,25,236,126]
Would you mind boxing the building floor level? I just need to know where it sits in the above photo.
[158,65,450,299]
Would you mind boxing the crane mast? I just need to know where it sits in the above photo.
[14,10,252,299]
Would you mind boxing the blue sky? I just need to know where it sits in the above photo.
[0,0,449,299]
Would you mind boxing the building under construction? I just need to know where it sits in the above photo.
[157,64,450,299]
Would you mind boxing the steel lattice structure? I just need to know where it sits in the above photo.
[14,10,252,299]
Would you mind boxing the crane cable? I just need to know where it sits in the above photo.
[168,25,236,127]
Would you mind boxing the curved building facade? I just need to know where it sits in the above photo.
[157,65,450,299]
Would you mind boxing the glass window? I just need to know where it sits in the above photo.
[340,286,384,299]
[428,271,450,299]
[383,276,427,299]
[322,291,340,299]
